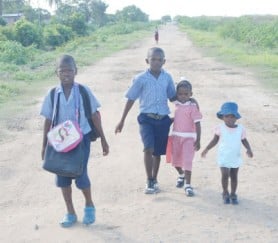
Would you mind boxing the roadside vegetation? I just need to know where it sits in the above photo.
[0,1,161,109]
[176,15,278,91]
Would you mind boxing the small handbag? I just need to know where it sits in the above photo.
[43,141,85,177]
[43,84,85,177]
[47,120,83,152]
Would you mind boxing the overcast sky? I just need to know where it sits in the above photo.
[33,0,278,19]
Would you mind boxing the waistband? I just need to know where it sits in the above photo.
[144,113,167,120]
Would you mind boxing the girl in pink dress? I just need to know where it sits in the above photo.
[166,80,202,196]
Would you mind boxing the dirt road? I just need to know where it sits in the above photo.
[1,24,277,242]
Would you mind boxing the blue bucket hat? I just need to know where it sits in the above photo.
[216,102,241,119]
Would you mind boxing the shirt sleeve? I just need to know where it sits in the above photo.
[167,75,176,99]
[40,89,53,121]
[241,126,247,140]
[191,105,202,123]
[214,125,221,136]
[125,76,142,101]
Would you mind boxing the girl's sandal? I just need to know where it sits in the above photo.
[83,206,96,225]
[60,213,77,228]
[185,186,194,197]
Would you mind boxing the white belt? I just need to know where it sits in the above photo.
[170,131,196,139]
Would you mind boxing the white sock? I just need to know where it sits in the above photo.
[179,173,185,178]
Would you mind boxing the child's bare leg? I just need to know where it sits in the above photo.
[220,167,230,195]
[230,168,239,195]
[184,170,192,185]
[152,155,161,180]
[175,167,184,175]
[81,187,94,207]
[61,186,76,215]
[144,150,153,180]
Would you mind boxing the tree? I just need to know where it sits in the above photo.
[115,5,148,22]
[88,0,108,26]
[2,0,25,13]
[161,15,172,23]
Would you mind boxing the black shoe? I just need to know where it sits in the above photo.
[185,186,194,197]
[145,179,155,194]
[176,176,185,188]
[152,179,160,192]
[222,193,230,204]
[230,194,239,205]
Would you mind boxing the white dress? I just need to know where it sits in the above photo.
[215,124,246,168]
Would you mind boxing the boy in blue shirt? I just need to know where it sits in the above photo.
[115,47,176,194]
[41,54,109,227]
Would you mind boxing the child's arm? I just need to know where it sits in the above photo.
[190,98,200,110]
[201,135,219,158]
[194,122,201,151]
[91,112,109,156]
[242,138,253,158]
[115,99,135,133]
[41,119,52,160]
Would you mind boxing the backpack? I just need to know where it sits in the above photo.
[50,84,100,142]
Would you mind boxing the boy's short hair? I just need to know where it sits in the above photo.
[147,47,165,58]
[56,54,76,68]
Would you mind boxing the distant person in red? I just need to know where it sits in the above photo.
[154,28,159,44]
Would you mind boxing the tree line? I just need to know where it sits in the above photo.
[0,0,150,53]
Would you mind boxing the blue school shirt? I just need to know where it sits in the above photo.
[40,83,100,135]
[126,69,176,115]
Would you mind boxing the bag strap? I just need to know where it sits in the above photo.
[50,84,80,127]
[79,84,92,119]
[50,87,60,128]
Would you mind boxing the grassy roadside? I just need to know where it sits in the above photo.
[0,27,152,106]
[0,25,153,138]
[178,25,278,93]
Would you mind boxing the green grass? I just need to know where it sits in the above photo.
[0,23,154,126]
[179,25,278,92]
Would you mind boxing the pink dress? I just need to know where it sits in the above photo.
[166,101,202,171]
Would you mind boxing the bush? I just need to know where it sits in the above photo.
[64,13,87,36]
[14,19,41,47]
[43,26,65,48]
[56,24,74,42]
[0,25,15,40]
[0,40,35,64]
[0,17,7,26]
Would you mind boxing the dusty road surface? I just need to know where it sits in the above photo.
[1,24,278,242]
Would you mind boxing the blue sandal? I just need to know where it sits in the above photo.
[83,206,96,225]
[60,213,77,228]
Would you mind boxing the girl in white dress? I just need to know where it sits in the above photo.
[201,102,253,204]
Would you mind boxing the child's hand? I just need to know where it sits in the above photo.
[101,138,109,156]
[194,141,200,151]
[246,149,253,158]
[41,148,45,160]
[115,121,124,134]
[201,149,208,158]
